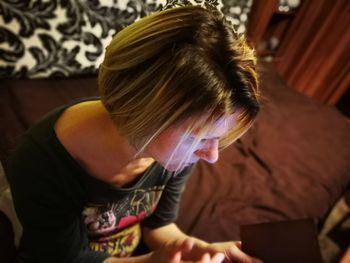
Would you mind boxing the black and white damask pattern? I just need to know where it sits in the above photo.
[0,0,252,79]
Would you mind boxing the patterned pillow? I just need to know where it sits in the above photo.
[0,0,252,78]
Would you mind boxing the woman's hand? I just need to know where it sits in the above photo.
[102,240,225,263]
[149,238,226,263]
[142,224,261,262]
[204,241,263,263]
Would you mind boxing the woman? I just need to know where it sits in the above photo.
[8,5,260,263]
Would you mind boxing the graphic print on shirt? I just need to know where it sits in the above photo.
[82,185,165,257]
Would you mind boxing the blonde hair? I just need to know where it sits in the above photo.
[99,5,260,158]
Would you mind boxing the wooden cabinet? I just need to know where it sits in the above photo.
[247,0,350,110]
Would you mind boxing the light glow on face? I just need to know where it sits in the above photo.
[144,114,238,172]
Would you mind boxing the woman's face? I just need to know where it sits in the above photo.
[145,114,238,171]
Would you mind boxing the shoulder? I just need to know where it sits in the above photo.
[54,100,111,158]
[53,100,133,183]
[55,100,106,142]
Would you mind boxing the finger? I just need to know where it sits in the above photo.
[168,238,195,259]
[182,238,195,252]
[199,253,210,263]
[211,252,225,263]
[179,254,211,263]
[235,241,242,250]
[169,251,182,263]
[226,245,263,263]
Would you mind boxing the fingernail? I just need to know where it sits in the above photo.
[217,253,225,262]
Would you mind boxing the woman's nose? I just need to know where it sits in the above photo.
[194,139,219,163]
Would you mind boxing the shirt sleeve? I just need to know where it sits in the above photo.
[141,166,193,229]
[8,137,109,263]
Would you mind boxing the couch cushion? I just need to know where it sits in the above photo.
[0,0,252,78]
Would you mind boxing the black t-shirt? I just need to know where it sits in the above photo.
[8,101,192,263]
